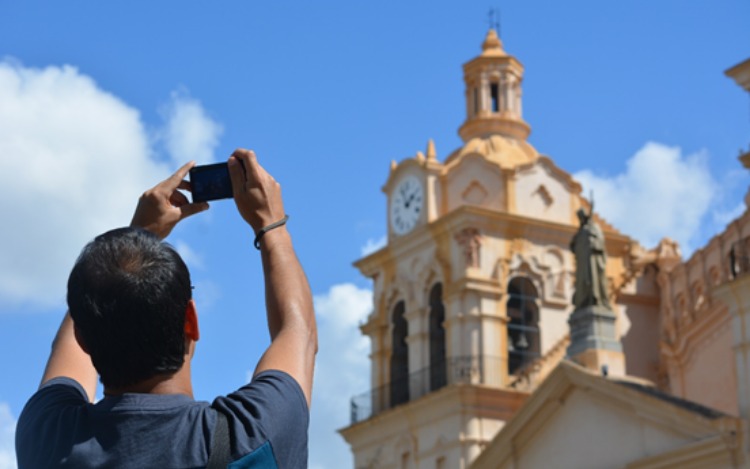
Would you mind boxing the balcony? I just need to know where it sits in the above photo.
[349,355,509,424]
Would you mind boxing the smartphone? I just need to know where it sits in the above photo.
[189,163,233,203]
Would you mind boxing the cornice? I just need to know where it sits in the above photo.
[617,292,660,307]
[443,134,539,168]
[447,275,503,297]
[514,154,583,195]
[338,384,528,445]
[458,116,531,142]
[357,205,632,280]
[660,303,731,368]
[382,157,436,194]
[624,434,740,469]
[433,205,632,246]
[353,245,391,276]
[462,55,524,76]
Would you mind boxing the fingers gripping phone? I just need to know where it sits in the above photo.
[189,163,233,203]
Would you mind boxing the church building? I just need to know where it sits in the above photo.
[339,29,750,469]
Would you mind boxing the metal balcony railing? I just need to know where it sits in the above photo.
[349,355,509,424]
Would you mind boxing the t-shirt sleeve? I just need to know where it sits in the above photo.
[211,370,309,469]
[16,378,89,468]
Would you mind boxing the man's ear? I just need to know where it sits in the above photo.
[184,299,200,342]
[73,325,91,355]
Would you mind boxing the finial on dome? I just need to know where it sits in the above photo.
[426,139,437,160]
[482,28,504,54]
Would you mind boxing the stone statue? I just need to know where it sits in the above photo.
[455,228,482,269]
[570,206,610,309]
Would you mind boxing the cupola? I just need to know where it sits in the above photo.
[458,29,531,142]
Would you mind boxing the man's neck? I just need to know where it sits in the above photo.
[104,363,194,398]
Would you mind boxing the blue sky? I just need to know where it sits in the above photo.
[0,1,748,467]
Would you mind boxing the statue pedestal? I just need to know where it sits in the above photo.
[567,305,625,376]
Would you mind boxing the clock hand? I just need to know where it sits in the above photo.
[405,191,418,208]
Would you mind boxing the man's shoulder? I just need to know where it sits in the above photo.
[223,370,307,403]
[37,376,88,396]
[212,369,309,468]
[213,369,308,427]
[16,377,92,468]
[19,377,88,421]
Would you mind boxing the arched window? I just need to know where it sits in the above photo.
[390,301,409,407]
[490,82,500,112]
[429,283,447,391]
[507,277,540,375]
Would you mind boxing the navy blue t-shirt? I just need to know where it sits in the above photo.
[15,370,308,469]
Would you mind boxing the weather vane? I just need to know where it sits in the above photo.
[488,8,501,36]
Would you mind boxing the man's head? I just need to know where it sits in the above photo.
[67,227,193,389]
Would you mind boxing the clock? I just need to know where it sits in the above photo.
[390,175,424,235]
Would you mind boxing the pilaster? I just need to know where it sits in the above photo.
[714,274,750,464]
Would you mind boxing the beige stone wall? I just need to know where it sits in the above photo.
[681,322,738,415]
[658,207,750,414]
[620,301,661,382]
[513,161,573,226]
[443,155,506,214]
[514,391,685,469]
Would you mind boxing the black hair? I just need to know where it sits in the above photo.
[67,227,192,389]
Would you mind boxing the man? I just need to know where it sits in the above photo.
[15,149,317,468]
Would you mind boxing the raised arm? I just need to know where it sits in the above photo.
[40,312,98,401]
[40,162,208,400]
[228,149,317,407]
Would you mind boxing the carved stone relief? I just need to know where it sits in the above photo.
[534,184,553,208]
[455,228,482,269]
[462,181,488,205]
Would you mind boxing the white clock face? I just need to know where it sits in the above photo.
[390,175,424,235]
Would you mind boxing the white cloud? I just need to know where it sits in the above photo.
[360,235,386,257]
[309,283,372,469]
[0,60,222,310]
[0,402,17,469]
[173,239,203,270]
[574,142,716,253]
[159,90,223,166]
[709,168,750,229]
[713,201,746,227]
[0,61,168,309]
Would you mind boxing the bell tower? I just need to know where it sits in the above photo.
[340,29,634,469]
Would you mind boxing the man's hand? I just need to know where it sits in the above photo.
[131,161,209,239]
[227,149,286,233]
